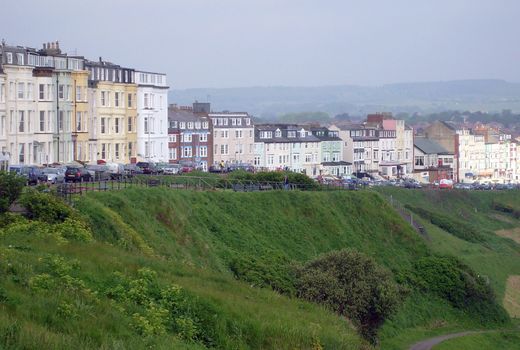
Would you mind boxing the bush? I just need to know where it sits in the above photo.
[409,256,509,323]
[228,170,318,189]
[19,189,73,224]
[0,171,26,213]
[295,249,401,343]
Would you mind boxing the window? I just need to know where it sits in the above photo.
[39,111,45,132]
[187,122,193,129]
[18,111,25,132]
[220,144,228,155]
[58,84,64,99]
[245,118,250,126]
[203,121,208,129]
[6,53,13,64]
[415,156,424,166]
[169,134,177,142]
[76,86,82,101]
[169,148,177,160]
[19,144,24,164]
[128,117,132,132]
[101,144,107,159]
[101,91,106,106]
[27,83,33,100]
[115,92,120,107]
[144,93,149,108]
[0,83,4,102]
[101,118,106,134]
[235,130,242,138]
[17,83,24,99]
[39,84,45,100]
[115,118,120,133]
[128,93,132,108]
[199,146,207,157]
[16,53,24,65]
[59,111,64,131]
[76,112,82,131]
[182,134,192,143]
[144,117,149,133]
[182,146,192,158]
[305,154,312,163]
[128,142,133,157]
[199,133,207,142]
[115,144,120,159]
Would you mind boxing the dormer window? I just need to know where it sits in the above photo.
[245,118,251,126]
[6,53,13,64]
[275,129,282,137]
[288,131,296,138]
[300,129,306,138]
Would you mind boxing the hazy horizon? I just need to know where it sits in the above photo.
[3,0,519,89]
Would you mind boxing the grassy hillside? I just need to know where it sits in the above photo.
[1,187,517,349]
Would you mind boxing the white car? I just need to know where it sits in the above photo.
[163,164,181,175]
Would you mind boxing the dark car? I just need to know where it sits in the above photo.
[85,164,111,181]
[136,162,158,175]
[124,164,143,177]
[10,165,42,185]
[227,163,255,173]
[65,167,92,182]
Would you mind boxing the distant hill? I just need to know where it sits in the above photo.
[169,79,520,119]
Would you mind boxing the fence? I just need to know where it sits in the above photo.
[55,175,336,203]
[385,194,429,239]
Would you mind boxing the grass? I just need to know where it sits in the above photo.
[2,186,518,349]
[433,330,520,350]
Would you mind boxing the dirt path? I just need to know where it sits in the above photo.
[409,331,479,350]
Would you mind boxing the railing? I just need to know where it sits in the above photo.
[384,194,429,239]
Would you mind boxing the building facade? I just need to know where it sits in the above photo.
[135,71,168,163]
[254,124,321,176]
[167,104,212,170]
[210,110,255,166]
[85,60,137,164]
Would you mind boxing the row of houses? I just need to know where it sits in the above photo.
[166,105,414,178]
[0,41,168,166]
[421,121,519,183]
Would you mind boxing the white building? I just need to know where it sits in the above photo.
[135,71,169,162]
[456,129,487,183]
[0,64,6,163]
[254,124,321,176]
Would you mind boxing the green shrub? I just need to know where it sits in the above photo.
[19,190,73,224]
[492,201,520,218]
[228,253,296,294]
[227,170,318,189]
[0,171,26,214]
[409,256,509,323]
[295,249,402,343]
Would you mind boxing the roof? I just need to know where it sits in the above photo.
[168,107,209,124]
[414,138,452,155]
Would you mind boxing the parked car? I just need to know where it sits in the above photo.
[155,162,170,175]
[163,164,181,175]
[39,167,65,184]
[178,160,198,173]
[124,164,143,177]
[136,162,159,175]
[439,179,454,189]
[105,162,125,180]
[85,164,111,181]
[227,163,255,173]
[65,166,92,182]
[10,165,42,185]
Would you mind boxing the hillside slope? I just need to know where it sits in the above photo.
[1,188,516,349]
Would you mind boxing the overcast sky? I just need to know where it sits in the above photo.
[3,0,519,89]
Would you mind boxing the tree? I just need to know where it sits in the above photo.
[0,171,26,213]
[295,249,401,343]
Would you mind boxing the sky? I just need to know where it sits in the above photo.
[2,0,520,89]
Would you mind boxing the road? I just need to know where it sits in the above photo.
[409,331,478,350]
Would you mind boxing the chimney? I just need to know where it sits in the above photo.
[55,41,59,50]
[99,56,102,63]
